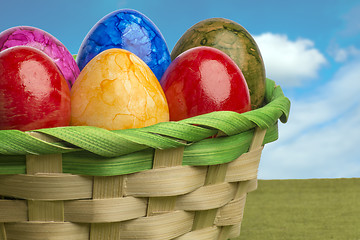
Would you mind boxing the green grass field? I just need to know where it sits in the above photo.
[234,178,360,240]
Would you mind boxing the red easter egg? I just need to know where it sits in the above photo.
[160,46,251,121]
[0,46,71,131]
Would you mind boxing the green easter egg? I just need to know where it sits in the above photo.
[171,18,266,109]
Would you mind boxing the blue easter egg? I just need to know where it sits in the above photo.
[77,9,171,80]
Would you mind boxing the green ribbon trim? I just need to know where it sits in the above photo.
[0,78,290,176]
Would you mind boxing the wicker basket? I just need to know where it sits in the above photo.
[0,78,290,240]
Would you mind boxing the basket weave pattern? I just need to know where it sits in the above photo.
[0,79,290,240]
[0,129,263,240]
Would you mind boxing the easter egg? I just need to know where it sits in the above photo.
[71,48,169,130]
[160,46,251,121]
[171,18,265,109]
[0,26,80,89]
[0,46,71,131]
[77,9,171,81]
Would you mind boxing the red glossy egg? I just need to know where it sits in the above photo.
[0,46,71,131]
[160,46,251,121]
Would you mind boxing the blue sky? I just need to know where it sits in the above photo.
[1,0,360,179]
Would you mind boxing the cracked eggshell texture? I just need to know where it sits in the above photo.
[0,26,80,89]
[70,48,169,130]
[76,9,171,81]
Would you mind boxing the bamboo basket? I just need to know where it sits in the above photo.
[0,78,290,240]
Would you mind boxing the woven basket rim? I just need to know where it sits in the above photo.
[0,78,290,155]
[0,78,290,176]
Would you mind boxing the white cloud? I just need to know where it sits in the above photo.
[258,59,360,179]
[328,44,360,62]
[254,33,327,87]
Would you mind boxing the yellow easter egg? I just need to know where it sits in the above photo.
[70,48,169,130]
